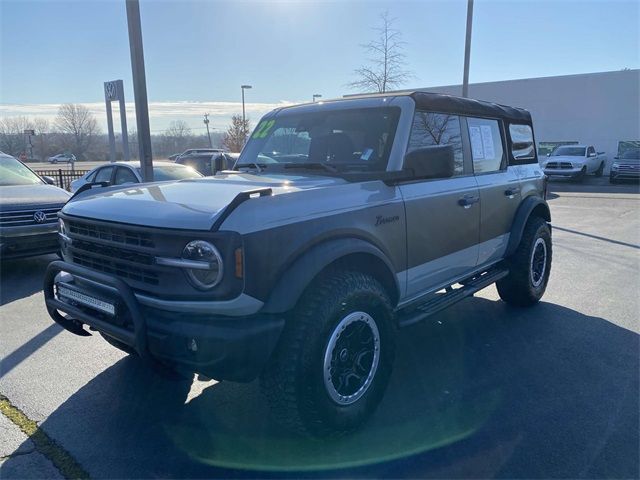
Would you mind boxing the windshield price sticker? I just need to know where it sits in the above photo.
[252,120,276,139]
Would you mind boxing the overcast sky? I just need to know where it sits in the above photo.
[1,0,638,132]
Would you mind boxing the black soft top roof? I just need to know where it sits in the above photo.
[410,91,532,123]
[338,90,532,124]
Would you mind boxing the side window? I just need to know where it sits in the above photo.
[509,124,535,163]
[587,146,595,156]
[408,111,464,175]
[94,166,114,183]
[86,170,97,182]
[467,117,504,173]
[114,166,138,185]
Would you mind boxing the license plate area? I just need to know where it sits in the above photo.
[56,283,117,316]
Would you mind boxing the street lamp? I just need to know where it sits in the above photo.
[312,94,322,103]
[241,85,252,139]
[462,0,474,98]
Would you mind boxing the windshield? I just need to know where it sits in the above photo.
[238,107,401,172]
[622,149,640,159]
[136,165,202,181]
[0,155,43,186]
[552,146,586,156]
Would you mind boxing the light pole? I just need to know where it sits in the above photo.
[203,113,212,147]
[462,0,474,98]
[241,85,252,140]
[312,94,322,103]
[126,0,153,181]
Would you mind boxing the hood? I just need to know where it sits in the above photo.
[0,184,71,211]
[62,172,346,230]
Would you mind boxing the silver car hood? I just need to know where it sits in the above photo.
[62,172,346,230]
[0,184,71,210]
[547,155,585,163]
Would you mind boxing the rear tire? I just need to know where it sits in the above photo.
[497,216,552,307]
[261,270,395,437]
[595,162,604,177]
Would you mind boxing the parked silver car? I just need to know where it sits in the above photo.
[69,161,203,193]
[0,153,70,259]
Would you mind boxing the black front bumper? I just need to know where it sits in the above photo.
[44,260,285,382]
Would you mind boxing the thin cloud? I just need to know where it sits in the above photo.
[0,100,299,130]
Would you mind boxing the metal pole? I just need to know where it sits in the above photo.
[117,80,130,161]
[462,0,474,98]
[204,113,212,147]
[105,96,117,162]
[126,0,153,181]
[241,88,246,130]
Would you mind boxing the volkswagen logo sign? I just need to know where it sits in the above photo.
[33,211,48,224]
[105,81,117,100]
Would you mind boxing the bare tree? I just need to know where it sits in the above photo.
[348,11,412,93]
[165,120,192,138]
[221,115,250,152]
[55,104,100,159]
[0,116,34,157]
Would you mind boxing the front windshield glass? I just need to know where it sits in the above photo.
[552,146,586,156]
[238,107,401,172]
[0,155,43,186]
[137,165,202,181]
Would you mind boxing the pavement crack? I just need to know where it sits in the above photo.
[0,394,90,479]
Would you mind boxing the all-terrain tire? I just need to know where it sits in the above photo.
[497,216,552,307]
[260,270,395,437]
[595,162,604,177]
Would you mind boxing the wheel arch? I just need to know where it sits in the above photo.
[505,195,551,257]
[262,238,400,314]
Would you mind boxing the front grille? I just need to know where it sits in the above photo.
[0,207,60,227]
[67,220,159,285]
[68,221,154,248]
[545,162,573,169]
[617,164,640,172]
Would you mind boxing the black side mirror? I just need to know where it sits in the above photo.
[403,145,455,180]
[614,156,619,160]
[42,176,56,185]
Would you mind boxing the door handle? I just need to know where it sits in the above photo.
[504,187,520,197]
[458,195,479,208]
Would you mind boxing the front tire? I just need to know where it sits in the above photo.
[261,270,395,437]
[497,216,552,307]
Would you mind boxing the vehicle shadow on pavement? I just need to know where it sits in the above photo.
[6,298,639,479]
[0,255,55,306]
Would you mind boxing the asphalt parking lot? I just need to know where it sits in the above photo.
[1,177,638,479]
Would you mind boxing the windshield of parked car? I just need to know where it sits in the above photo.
[237,107,401,173]
[621,149,640,159]
[136,165,202,181]
[0,155,44,186]
[552,146,586,156]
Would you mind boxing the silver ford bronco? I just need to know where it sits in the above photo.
[45,92,551,436]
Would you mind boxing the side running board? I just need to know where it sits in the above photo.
[397,267,509,328]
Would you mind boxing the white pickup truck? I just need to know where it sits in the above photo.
[541,144,607,180]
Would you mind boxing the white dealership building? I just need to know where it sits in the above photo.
[424,69,640,161]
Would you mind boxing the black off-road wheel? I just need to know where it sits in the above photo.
[261,270,396,437]
[497,216,552,307]
[595,162,604,177]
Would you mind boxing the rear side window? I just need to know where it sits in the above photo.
[114,167,138,185]
[467,117,504,173]
[509,124,536,163]
[408,111,464,175]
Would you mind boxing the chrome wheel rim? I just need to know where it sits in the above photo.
[323,311,380,405]
[530,237,547,288]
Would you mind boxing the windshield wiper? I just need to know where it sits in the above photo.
[283,162,338,173]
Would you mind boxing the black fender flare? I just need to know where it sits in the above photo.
[505,195,551,257]
[262,237,399,314]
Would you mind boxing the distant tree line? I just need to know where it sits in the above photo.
[0,105,226,162]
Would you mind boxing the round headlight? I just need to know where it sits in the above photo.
[182,240,223,290]
[611,162,620,170]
